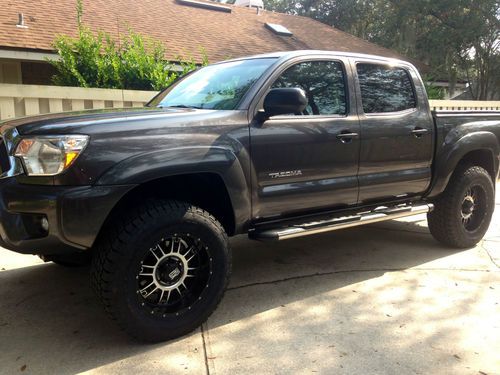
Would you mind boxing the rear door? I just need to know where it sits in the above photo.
[353,60,434,204]
[249,57,360,219]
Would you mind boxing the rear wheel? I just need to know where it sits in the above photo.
[91,200,231,342]
[428,165,495,248]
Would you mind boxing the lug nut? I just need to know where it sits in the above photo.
[40,217,49,232]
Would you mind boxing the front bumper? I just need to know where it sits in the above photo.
[0,177,133,255]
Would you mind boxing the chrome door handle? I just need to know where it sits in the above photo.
[336,131,359,143]
[411,128,429,137]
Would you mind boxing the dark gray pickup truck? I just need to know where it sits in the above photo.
[1,50,499,341]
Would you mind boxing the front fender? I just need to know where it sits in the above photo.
[428,131,499,197]
[96,146,251,232]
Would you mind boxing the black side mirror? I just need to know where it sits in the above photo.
[261,88,308,119]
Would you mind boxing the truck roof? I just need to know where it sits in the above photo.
[224,50,416,69]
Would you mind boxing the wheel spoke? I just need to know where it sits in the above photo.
[165,290,172,304]
[178,286,193,308]
[139,282,158,298]
[149,246,160,260]
[157,243,166,257]
[183,246,194,258]
[471,187,477,200]
[173,286,182,298]
[158,289,165,304]
[137,234,212,313]
[139,265,154,277]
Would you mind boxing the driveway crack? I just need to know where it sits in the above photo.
[482,244,500,269]
[228,267,498,291]
[200,324,210,375]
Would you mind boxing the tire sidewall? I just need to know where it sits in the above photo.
[450,168,494,245]
[110,207,230,341]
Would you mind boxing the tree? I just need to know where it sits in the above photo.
[264,0,500,99]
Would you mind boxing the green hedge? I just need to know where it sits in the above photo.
[50,3,206,91]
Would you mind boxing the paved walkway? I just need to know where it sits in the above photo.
[0,189,499,374]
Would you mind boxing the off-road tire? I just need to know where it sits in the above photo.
[428,165,495,248]
[91,200,231,342]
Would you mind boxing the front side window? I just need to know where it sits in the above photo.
[356,63,416,113]
[152,58,277,110]
[271,61,347,116]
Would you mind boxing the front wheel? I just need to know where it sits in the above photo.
[91,200,231,342]
[428,165,495,248]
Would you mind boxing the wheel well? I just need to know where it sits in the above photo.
[456,149,497,182]
[101,173,236,236]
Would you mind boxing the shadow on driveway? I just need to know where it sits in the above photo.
[1,218,493,374]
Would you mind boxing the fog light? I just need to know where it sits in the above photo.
[21,213,50,238]
[40,217,49,232]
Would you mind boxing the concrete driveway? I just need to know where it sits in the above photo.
[0,190,499,374]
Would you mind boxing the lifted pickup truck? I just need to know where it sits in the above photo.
[1,51,499,341]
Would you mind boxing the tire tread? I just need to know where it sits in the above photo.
[428,165,494,248]
[91,200,230,340]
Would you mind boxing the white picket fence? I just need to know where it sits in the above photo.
[0,83,499,121]
[0,83,158,120]
[429,100,500,111]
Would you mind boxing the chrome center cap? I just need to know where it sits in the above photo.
[461,196,475,219]
[153,254,188,290]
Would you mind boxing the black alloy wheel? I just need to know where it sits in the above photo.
[136,234,212,316]
[91,200,231,342]
[428,165,495,248]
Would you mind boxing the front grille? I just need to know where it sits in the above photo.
[0,138,11,174]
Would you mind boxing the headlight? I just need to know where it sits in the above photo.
[14,135,89,176]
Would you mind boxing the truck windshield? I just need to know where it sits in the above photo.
[152,58,277,110]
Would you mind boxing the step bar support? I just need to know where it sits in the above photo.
[250,203,433,241]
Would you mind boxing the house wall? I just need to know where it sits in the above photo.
[0,60,22,84]
[0,59,56,85]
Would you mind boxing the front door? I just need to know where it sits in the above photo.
[353,61,434,204]
[249,58,360,220]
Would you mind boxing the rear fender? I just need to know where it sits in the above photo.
[428,131,499,197]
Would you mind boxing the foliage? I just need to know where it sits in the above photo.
[50,0,205,90]
[423,79,446,100]
[264,0,500,100]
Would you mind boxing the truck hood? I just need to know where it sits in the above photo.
[0,107,238,136]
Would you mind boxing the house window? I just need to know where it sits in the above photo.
[21,62,57,85]
[356,63,416,113]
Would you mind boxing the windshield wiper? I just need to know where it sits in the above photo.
[161,104,202,109]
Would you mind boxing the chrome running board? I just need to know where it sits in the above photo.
[250,203,433,241]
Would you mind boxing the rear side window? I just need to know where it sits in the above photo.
[356,63,416,113]
[271,61,347,115]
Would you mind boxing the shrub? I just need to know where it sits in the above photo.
[423,76,446,100]
[49,2,205,90]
